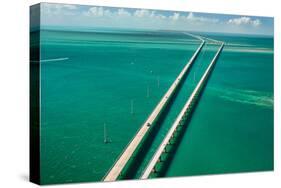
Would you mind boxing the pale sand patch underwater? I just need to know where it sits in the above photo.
[210,87,273,108]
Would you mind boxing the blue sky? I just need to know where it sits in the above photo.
[39,3,273,36]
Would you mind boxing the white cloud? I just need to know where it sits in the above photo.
[62,5,77,10]
[167,12,218,24]
[252,19,261,27]
[83,7,167,20]
[170,13,180,21]
[41,3,78,15]
[186,12,219,24]
[40,4,270,35]
[89,7,104,16]
[134,9,152,18]
[132,9,167,20]
[187,12,194,20]
[84,7,112,17]
[228,17,250,25]
[117,9,131,17]
[228,16,262,27]
[134,9,159,18]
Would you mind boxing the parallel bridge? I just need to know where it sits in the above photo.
[104,35,205,181]
[141,42,224,179]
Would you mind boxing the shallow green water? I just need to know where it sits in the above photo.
[39,29,200,184]
[131,43,220,178]
[165,35,274,177]
[39,29,273,184]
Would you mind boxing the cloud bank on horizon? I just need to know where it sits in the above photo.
[39,3,273,36]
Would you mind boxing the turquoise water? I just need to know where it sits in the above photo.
[165,35,274,177]
[39,29,273,184]
[39,29,200,184]
[130,43,220,178]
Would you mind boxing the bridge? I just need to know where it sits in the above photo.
[103,35,205,181]
[141,42,224,179]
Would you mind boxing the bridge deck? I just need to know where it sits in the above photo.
[141,43,224,179]
[103,36,205,182]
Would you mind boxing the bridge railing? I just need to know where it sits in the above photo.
[103,36,205,182]
[141,42,224,179]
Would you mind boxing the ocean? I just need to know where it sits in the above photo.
[38,28,273,184]
[165,34,274,177]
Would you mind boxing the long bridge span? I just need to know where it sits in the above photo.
[104,35,205,181]
[104,33,224,181]
[141,42,224,179]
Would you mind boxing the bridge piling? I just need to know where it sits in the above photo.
[141,42,224,179]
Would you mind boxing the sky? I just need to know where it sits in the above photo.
[37,3,274,36]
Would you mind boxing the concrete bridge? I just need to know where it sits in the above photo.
[141,42,224,179]
[103,34,205,181]
[104,33,224,181]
